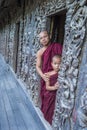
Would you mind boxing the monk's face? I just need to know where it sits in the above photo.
[51,57,61,72]
[39,31,50,46]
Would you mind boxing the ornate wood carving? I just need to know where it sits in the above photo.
[52,0,87,129]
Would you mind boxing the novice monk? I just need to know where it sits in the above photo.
[42,55,61,124]
[36,30,62,119]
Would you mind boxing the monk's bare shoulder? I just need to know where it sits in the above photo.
[37,47,46,57]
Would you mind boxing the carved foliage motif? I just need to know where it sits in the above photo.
[78,88,87,128]
[52,0,87,129]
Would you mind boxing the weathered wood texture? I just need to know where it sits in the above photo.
[52,0,87,130]
[0,54,52,130]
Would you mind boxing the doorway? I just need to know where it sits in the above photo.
[49,11,66,45]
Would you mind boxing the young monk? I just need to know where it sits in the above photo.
[42,55,61,124]
[36,30,62,119]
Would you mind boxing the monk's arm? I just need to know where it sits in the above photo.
[36,51,44,79]
[36,50,50,81]
[46,80,58,91]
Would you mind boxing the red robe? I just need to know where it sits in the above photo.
[41,73,58,124]
[40,43,62,124]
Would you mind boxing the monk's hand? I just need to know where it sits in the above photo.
[43,73,50,82]
[54,82,59,90]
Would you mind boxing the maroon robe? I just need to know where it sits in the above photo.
[40,43,62,123]
[41,73,58,124]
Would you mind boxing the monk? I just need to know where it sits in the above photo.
[42,55,61,124]
[36,30,62,122]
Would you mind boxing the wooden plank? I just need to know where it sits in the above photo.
[1,77,18,130]
[3,75,27,130]
[4,73,42,130]
[2,72,35,130]
[0,80,10,130]
[0,99,10,130]
[5,70,47,130]
[15,81,46,130]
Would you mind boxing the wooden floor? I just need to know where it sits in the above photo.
[0,55,52,130]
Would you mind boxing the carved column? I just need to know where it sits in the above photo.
[73,17,87,130]
[52,0,87,130]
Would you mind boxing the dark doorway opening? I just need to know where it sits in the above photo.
[17,0,21,7]
[13,22,20,73]
[49,12,66,45]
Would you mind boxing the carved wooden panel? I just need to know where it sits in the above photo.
[52,0,87,129]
